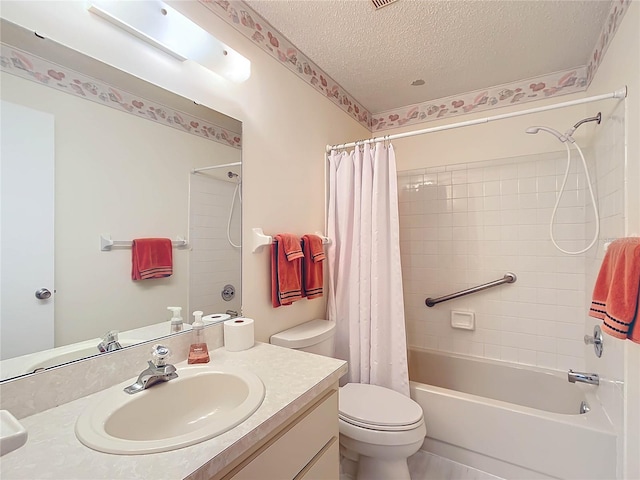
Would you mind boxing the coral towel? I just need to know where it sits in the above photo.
[131,238,173,281]
[301,234,325,299]
[271,233,303,307]
[589,238,640,343]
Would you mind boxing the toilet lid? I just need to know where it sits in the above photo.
[339,383,423,430]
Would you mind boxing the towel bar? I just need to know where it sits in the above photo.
[603,235,640,251]
[251,228,330,253]
[425,272,517,307]
[100,234,188,251]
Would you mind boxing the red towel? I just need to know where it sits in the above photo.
[271,233,303,307]
[301,234,325,299]
[589,238,640,342]
[131,238,173,281]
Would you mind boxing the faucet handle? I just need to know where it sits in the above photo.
[584,325,604,358]
[97,330,121,353]
[102,330,119,342]
[151,344,171,367]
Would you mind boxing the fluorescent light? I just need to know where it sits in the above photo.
[88,0,250,82]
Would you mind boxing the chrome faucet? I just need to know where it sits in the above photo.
[97,330,122,353]
[568,369,599,386]
[124,344,178,394]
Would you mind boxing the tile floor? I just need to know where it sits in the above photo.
[340,450,504,480]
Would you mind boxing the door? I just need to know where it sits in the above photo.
[1,100,55,360]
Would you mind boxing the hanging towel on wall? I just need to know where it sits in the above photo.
[131,238,173,281]
[271,233,304,307]
[589,237,640,343]
[301,234,325,299]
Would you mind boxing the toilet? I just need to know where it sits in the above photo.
[270,319,426,480]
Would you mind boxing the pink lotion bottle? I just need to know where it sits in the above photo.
[188,310,210,364]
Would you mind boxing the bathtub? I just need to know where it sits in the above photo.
[408,347,617,480]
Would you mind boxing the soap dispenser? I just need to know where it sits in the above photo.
[168,306,184,333]
[188,311,210,364]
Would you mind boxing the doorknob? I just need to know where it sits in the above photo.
[35,288,52,300]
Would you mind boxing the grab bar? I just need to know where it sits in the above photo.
[425,272,517,307]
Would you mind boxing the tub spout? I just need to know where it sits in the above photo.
[568,369,599,386]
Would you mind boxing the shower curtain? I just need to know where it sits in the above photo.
[327,143,409,396]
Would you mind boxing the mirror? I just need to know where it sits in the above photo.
[0,19,242,382]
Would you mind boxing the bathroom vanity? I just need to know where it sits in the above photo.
[0,343,347,480]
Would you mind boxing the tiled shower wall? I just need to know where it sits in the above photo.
[189,174,242,318]
[399,139,622,372]
[585,102,626,474]
[585,103,626,381]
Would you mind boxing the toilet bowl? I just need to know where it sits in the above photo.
[270,319,426,480]
[338,382,426,480]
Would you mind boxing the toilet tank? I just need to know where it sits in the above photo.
[269,319,336,356]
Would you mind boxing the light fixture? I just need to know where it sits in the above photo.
[88,0,250,82]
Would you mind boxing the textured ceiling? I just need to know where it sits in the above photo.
[243,0,613,114]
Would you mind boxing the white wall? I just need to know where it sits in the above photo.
[0,1,370,344]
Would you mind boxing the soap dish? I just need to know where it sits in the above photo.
[0,410,28,456]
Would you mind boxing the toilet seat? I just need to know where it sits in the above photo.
[339,415,423,432]
[339,415,427,448]
[339,383,424,432]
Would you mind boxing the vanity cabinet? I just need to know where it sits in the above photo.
[216,386,339,480]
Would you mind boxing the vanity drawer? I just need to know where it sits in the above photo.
[295,437,339,480]
[228,389,338,480]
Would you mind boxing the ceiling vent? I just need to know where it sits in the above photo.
[371,0,398,10]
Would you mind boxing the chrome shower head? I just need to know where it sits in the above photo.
[525,125,569,143]
[564,112,602,139]
[573,112,601,130]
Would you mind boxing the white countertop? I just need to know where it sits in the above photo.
[0,343,347,480]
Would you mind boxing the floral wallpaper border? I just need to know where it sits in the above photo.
[0,43,242,149]
[200,0,371,129]
[586,0,631,86]
[202,0,629,133]
[371,67,588,131]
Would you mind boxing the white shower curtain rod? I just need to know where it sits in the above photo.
[192,161,242,173]
[326,86,627,153]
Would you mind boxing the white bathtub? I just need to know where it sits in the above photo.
[408,347,617,480]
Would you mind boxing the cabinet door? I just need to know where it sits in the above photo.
[231,391,338,480]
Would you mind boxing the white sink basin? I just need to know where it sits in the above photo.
[75,365,265,454]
